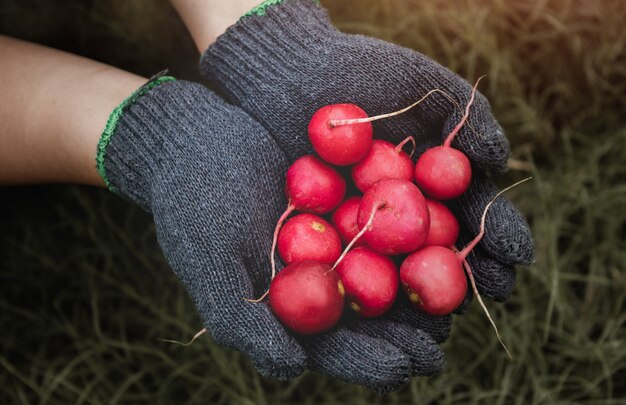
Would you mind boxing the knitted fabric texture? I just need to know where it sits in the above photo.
[96,75,175,191]
[100,80,449,393]
[201,0,533,299]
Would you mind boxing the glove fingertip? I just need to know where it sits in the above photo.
[205,297,307,380]
[413,333,445,377]
[350,320,446,377]
[386,302,452,344]
[252,346,307,380]
[301,328,411,394]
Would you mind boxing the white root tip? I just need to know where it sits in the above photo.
[158,328,207,346]
[328,89,456,128]
[461,258,512,360]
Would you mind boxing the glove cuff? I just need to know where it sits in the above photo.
[96,73,175,193]
[201,0,339,105]
[97,78,226,211]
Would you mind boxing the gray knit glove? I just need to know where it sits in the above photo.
[201,0,534,303]
[97,77,449,393]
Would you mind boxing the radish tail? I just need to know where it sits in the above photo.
[270,204,295,280]
[328,204,379,273]
[158,328,207,346]
[245,203,295,303]
[461,258,513,360]
[395,136,417,158]
[329,89,457,127]
[458,177,532,262]
[443,75,485,148]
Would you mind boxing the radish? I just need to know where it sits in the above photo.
[246,155,346,303]
[423,199,460,247]
[277,213,342,265]
[311,87,464,166]
[414,77,484,200]
[401,178,531,356]
[357,179,429,255]
[330,196,366,248]
[270,155,346,278]
[400,246,468,316]
[308,104,373,166]
[351,137,416,192]
[269,261,345,335]
[334,247,398,317]
[284,155,346,215]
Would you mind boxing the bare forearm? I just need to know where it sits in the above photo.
[170,0,261,52]
[0,36,145,186]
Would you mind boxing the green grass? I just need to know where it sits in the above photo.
[1,0,625,403]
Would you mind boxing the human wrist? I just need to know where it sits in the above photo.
[0,36,148,186]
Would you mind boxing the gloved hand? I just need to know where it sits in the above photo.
[98,76,450,393]
[201,0,534,303]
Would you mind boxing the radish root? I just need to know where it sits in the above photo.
[454,176,531,359]
[443,75,485,148]
[461,257,513,360]
[158,328,207,346]
[395,136,417,158]
[329,89,458,127]
[244,202,295,303]
[328,204,380,273]
[458,177,532,261]
[270,204,295,280]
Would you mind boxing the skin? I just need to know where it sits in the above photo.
[352,140,414,192]
[400,246,467,316]
[285,155,347,214]
[0,35,145,186]
[331,196,366,247]
[170,0,262,52]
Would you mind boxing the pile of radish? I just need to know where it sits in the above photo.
[256,79,527,356]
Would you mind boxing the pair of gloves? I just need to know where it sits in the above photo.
[97,0,533,393]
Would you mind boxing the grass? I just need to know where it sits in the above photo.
[1,0,625,403]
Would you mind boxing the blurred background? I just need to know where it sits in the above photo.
[1,0,624,403]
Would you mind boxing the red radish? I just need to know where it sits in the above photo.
[335,247,398,317]
[269,261,345,335]
[310,88,464,166]
[423,199,460,247]
[284,155,346,215]
[330,196,366,248]
[414,148,471,200]
[414,77,484,200]
[401,178,530,356]
[400,246,468,316]
[351,137,416,192]
[264,155,346,290]
[277,214,342,265]
[357,179,429,255]
[308,104,373,165]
